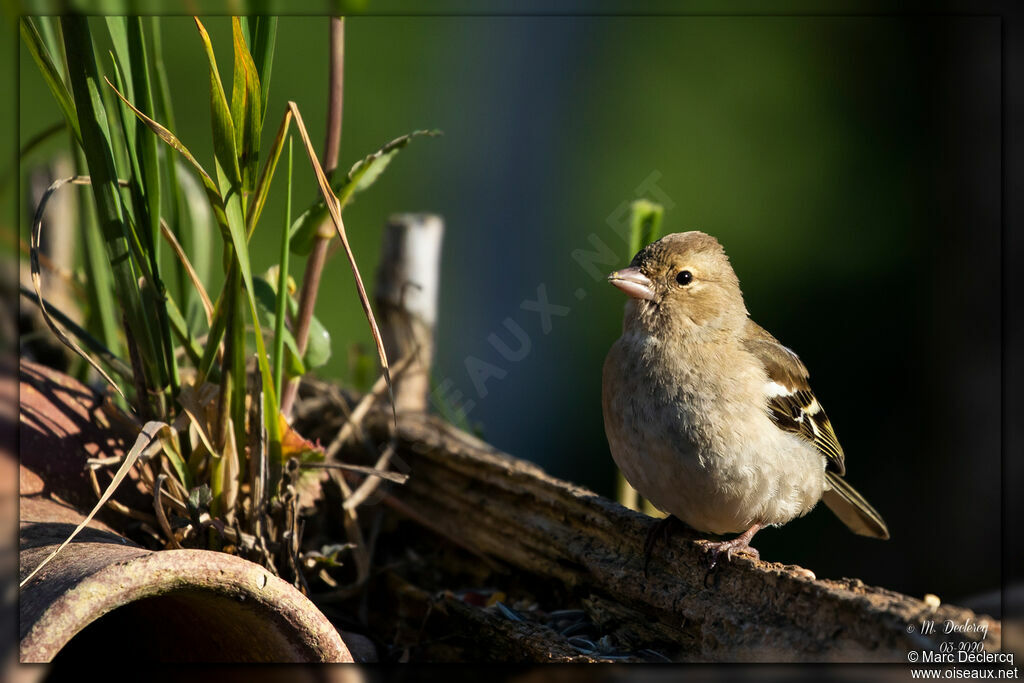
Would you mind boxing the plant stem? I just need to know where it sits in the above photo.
[323,16,345,178]
[280,16,344,418]
[273,137,293,400]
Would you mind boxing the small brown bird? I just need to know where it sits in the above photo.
[602,231,888,568]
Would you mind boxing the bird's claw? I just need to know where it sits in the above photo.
[702,538,760,570]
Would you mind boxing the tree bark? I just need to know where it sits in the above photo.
[344,411,1000,663]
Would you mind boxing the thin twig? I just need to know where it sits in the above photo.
[328,468,371,593]
[299,461,408,484]
[325,349,416,460]
[87,467,158,525]
[280,16,345,418]
[159,217,214,327]
[153,474,183,549]
[342,443,396,511]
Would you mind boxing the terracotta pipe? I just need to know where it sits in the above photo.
[17,361,353,663]
[20,494,351,663]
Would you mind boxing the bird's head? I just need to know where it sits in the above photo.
[607,231,748,337]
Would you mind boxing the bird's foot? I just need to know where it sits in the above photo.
[643,515,682,577]
[701,523,762,570]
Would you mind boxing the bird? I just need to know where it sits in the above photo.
[601,231,889,569]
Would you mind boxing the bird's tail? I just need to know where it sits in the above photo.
[822,471,890,539]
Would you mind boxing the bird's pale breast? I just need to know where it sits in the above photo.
[602,330,827,535]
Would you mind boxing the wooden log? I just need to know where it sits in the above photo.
[354,411,1000,663]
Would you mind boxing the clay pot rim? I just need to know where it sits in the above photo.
[21,546,352,663]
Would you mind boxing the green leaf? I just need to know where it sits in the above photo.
[230,17,262,192]
[33,16,63,68]
[194,17,241,191]
[303,313,331,370]
[628,198,664,258]
[176,164,216,331]
[164,291,205,369]
[149,17,192,318]
[21,17,81,145]
[252,273,307,379]
[249,17,277,122]
[103,37,176,392]
[106,76,228,234]
[162,437,193,492]
[246,99,290,238]
[187,482,213,530]
[189,482,213,511]
[194,17,281,459]
[290,129,441,255]
[72,145,122,360]
[126,17,163,257]
[253,270,330,374]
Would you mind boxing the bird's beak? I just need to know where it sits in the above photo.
[607,267,655,301]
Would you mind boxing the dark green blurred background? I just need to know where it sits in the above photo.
[16,15,1002,612]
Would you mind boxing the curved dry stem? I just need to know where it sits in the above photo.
[30,175,127,399]
[286,101,397,431]
[153,473,184,549]
[160,217,214,327]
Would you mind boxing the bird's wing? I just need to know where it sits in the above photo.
[742,320,846,475]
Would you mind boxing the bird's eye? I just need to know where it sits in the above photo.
[676,270,693,286]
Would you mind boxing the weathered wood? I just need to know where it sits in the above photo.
[355,411,999,663]
[372,571,603,662]
[374,213,444,413]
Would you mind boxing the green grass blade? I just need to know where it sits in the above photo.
[194,18,241,191]
[198,277,230,379]
[105,76,230,234]
[246,101,290,237]
[148,17,193,316]
[63,15,161,407]
[161,437,193,493]
[176,166,214,330]
[627,198,664,258]
[195,17,281,451]
[127,18,162,257]
[250,16,277,122]
[21,17,81,145]
[164,293,205,368]
[33,16,62,70]
[72,144,121,355]
[126,17,176,392]
[19,284,133,381]
[107,57,147,253]
[231,17,262,193]
[272,137,293,399]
